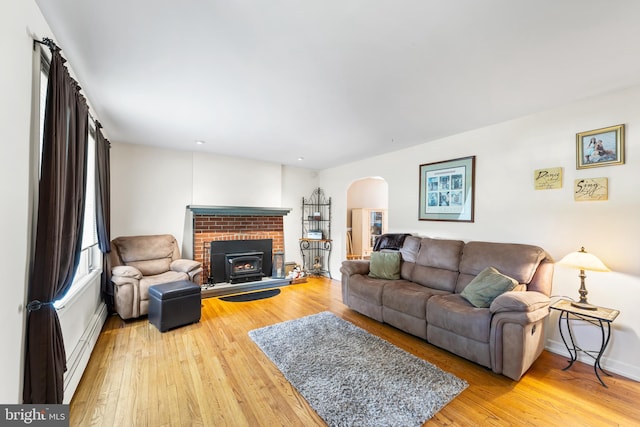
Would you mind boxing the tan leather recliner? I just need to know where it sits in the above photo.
[109,234,202,320]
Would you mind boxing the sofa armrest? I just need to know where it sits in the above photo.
[490,290,550,314]
[110,270,142,320]
[171,259,202,273]
[340,260,370,276]
[340,260,370,305]
[489,291,551,381]
[111,265,142,280]
[171,259,203,282]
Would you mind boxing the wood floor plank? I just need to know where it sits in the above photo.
[69,278,640,426]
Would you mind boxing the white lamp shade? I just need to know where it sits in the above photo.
[557,247,610,272]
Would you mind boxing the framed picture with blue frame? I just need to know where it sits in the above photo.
[419,156,475,222]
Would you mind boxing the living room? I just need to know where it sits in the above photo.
[3,1,640,423]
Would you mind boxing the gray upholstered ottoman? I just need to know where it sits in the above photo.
[148,280,201,332]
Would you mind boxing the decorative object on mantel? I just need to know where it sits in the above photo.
[534,167,562,190]
[574,177,608,201]
[419,156,475,222]
[576,124,625,169]
[272,252,285,279]
[557,246,610,310]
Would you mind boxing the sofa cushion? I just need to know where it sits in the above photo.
[347,274,388,306]
[369,251,401,280]
[410,238,464,292]
[416,237,464,271]
[113,234,179,276]
[458,241,546,286]
[115,234,177,263]
[127,258,172,276]
[460,266,518,308]
[427,294,492,343]
[400,261,416,281]
[411,266,460,293]
[399,236,421,280]
[382,281,450,319]
[139,270,190,301]
[399,236,421,263]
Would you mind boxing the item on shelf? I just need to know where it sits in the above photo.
[306,230,323,239]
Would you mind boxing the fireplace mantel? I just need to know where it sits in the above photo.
[187,205,291,217]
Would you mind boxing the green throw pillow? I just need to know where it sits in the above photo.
[368,251,401,280]
[460,266,519,308]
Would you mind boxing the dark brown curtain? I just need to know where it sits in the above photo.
[23,48,89,404]
[95,123,113,310]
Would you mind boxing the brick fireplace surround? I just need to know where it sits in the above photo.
[187,206,291,285]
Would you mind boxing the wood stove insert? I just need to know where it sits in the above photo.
[225,251,264,284]
[208,239,273,284]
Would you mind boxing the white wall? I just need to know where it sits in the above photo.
[110,143,318,263]
[281,166,320,265]
[111,143,194,243]
[193,153,283,207]
[0,1,54,403]
[320,85,640,381]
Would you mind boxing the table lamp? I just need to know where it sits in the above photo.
[557,246,610,310]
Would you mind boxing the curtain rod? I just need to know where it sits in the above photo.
[33,37,59,52]
[33,37,108,138]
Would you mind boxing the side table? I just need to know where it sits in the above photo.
[550,299,619,387]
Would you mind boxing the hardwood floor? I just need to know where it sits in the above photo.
[70,278,640,426]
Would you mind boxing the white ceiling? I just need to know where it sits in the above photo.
[35,0,640,169]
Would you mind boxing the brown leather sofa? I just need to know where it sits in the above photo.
[340,236,554,381]
[109,234,202,320]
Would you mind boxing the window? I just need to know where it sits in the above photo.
[39,65,47,171]
[37,51,101,307]
[69,125,101,300]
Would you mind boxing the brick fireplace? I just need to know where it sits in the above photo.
[186,206,291,285]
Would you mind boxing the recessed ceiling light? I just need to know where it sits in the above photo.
[298,156,304,161]
[195,140,206,145]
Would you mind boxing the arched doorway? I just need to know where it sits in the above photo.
[346,177,389,259]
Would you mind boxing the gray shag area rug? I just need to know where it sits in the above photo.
[248,311,468,427]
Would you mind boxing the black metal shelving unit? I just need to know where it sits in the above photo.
[300,187,332,278]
